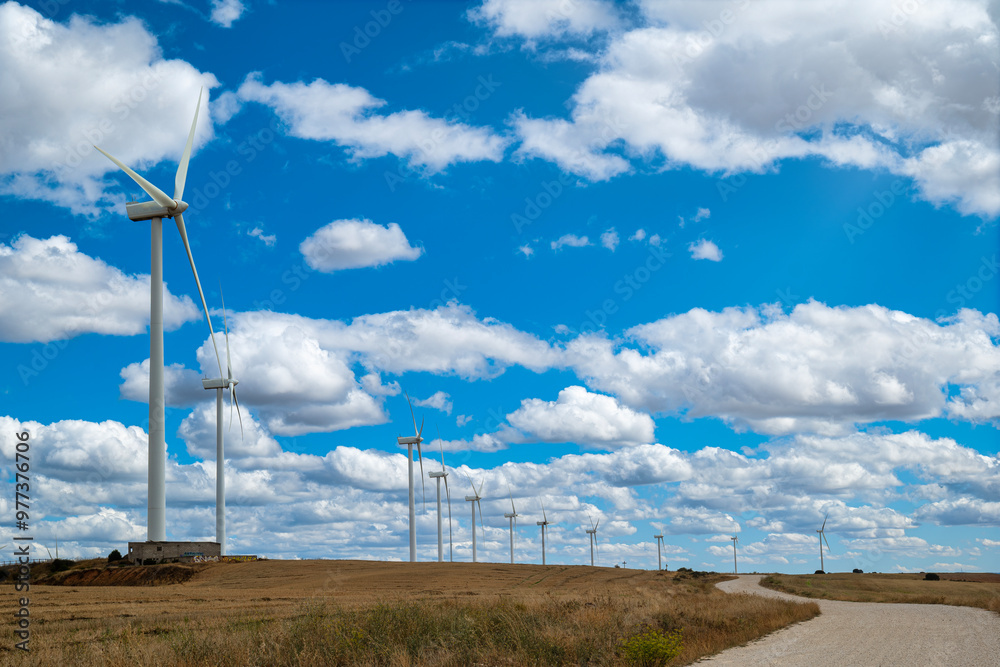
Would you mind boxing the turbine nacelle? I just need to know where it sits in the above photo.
[125,198,189,222]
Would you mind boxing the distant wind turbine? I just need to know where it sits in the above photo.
[95,87,224,541]
[503,476,518,564]
[428,430,453,562]
[396,393,426,562]
[731,534,739,574]
[464,474,486,562]
[585,515,599,566]
[201,291,243,556]
[817,514,832,573]
[537,498,551,565]
[654,534,665,571]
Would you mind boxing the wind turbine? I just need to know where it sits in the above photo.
[201,292,243,555]
[536,498,551,565]
[585,515,599,566]
[396,393,426,562]
[730,534,739,574]
[817,514,832,573]
[464,475,485,562]
[96,88,223,542]
[503,476,518,564]
[428,431,453,563]
[654,534,664,571]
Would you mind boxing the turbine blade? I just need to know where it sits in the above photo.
[94,146,174,209]
[416,438,426,508]
[405,392,418,437]
[174,213,224,379]
[437,426,447,471]
[476,499,485,542]
[540,497,547,523]
[175,87,203,201]
[506,477,516,514]
[231,386,244,441]
[589,514,595,530]
[821,513,828,532]
[418,416,424,439]
[823,533,831,551]
[595,518,600,531]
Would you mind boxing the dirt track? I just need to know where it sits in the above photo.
[700,575,1000,666]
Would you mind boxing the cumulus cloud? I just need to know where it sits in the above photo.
[505,386,656,448]
[468,0,619,40]
[300,219,423,272]
[209,0,245,28]
[413,391,454,415]
[247,226,276,246]
[0,235,198,343]
[119,359,206,406]
[600,227,619,251]
[688,238,722,261]
[567,302,1000,434]
[509,0,1000,217]
[0,3,218,215]
[550,233,591,250]
[237,74,507,172]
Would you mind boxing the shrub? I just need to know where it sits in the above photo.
[924,572,940,581]
[620,628,683,666]
[108,549,123,562]
[853,568,863,573]
[814,570,825,574]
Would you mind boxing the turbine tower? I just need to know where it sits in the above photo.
[654,534,664,571]
[396,394,425,562]
[817,514,831,573]
[464,475,485,562]
[585,515,599,566]
[96,88,223,542]
[503,477,518,564]
[730,534,739,574]
[428,433,453,562]
[536,499,551,565]
[201,292,243,555]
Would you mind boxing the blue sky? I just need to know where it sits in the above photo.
[1,0,998,573]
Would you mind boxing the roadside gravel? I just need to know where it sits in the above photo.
[697,574,1000,666]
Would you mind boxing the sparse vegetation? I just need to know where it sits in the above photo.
[761,572,1000,614]
[0,560,819,666]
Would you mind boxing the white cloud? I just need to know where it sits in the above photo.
[567,302,1000,434]
[694,207,710,222]
[0,3,218,215]
[510,0,1000,217]
[518,244,535,258]
[118,359,205,406]
[648,234,662,247]
[0,235,198,343]
[178,403,281,460]
[600,227,619,251]
[468,0,619,40]
[209,0,245,28]
[980,538,1000,547]
[629,229,646,242]
[300,219,423,272]
[247,226,276,247]
[237,74,507,172]
[688,238,723,261]
[551,233,591,250]
[505,386,656,448]
[413,391,454,415]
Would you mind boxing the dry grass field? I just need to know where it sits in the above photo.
[761,572,1000,614]
[0,560,819,666]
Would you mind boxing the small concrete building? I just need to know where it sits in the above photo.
[127,541,221,564]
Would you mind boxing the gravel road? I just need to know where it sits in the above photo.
[698,575,1000,666]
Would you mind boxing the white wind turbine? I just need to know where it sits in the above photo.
[201,292,243,556]
[396,393,426,562]
[428,430,453,563]
[817,513,832,573]
[536,498,551,565]
[96,88,223,542]
[503,476,518,564]
[464,474,485,563]
[730,534,739,574]
[585,515,599,566]
[654,534,665,571]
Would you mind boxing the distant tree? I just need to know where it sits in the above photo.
[924,572,940,581]
[853,568,863,573]
[815,569,825,574]
[107,549,123,562]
